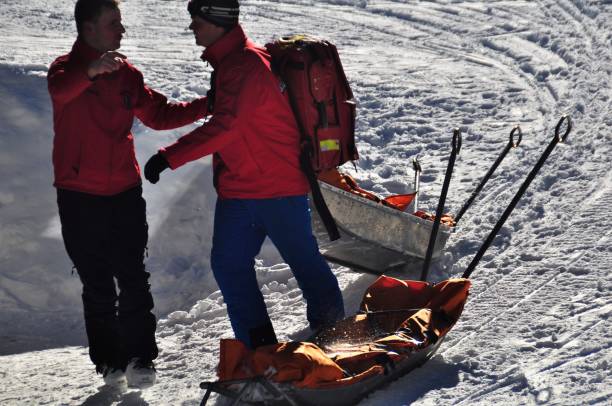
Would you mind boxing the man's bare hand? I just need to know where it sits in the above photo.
[87,52,127,79]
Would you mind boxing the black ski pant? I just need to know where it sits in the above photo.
[57,186,158,369]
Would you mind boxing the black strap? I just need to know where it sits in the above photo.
[299,145,340,241]
[207,70,216,113]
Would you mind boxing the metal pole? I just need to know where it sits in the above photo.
[413,158,422,212]
[420,129,462,282]
[462,115,572,279]
[454,126,522,225]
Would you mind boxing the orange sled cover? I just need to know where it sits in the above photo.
[217,276,470,389]
[318,168,416,212]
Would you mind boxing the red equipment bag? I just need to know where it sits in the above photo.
[266,35,359,240]
[266,35,358,171]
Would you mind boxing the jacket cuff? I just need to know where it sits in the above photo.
[158,147,178,170]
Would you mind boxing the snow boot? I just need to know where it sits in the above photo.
[125,358,156,389]
[96,364,128,391]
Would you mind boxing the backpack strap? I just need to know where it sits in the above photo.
[299,141,341,241]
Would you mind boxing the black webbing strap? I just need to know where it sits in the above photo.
[299,145,341,241]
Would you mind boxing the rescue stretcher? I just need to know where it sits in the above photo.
[310,181,452,274]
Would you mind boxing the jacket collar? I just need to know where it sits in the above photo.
[72,37,104,63]
[201,24,249,69]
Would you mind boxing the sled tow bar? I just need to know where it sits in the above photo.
[462,115,572,279]
[454,125,522,225]
[421,128,462,282]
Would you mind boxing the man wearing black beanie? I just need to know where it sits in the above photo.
[145,0,345,349]
[187,0,239,29]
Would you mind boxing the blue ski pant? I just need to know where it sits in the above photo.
[211,195,345,348]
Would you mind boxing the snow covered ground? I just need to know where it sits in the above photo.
[0,0,610,404]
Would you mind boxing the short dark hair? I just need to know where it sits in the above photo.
[74,0,120,35]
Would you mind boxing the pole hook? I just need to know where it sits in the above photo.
[510,125,522,148]
[555,114,572,142]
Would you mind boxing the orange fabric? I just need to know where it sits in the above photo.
[428,279,471,336]
[217,339,253,381]
[413,210,456,227]
[313,365,384,389]
[217,339,345,388]
[215,276,471,390]
[383,194,416,211]
[375,309,433,347]
[251,342,345,388]
[360,277,432,312]
[318,168,415,211]
[333,351,392,375]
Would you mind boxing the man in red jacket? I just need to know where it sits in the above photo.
[145,0,345,349]
[48,0,208,388]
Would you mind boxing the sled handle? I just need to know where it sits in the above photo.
[421,128,462,282]
[555,114,572,142]
[462,115,571,279]
[510,125,523,147]
[454,124,522,225]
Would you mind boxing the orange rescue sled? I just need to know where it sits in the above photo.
[200,276,470,405]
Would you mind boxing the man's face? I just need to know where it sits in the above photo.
[84,7,125,52]
[189,16,226,48]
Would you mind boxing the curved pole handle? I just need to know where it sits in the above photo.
[555,114,572,142]
[510,125,522,148]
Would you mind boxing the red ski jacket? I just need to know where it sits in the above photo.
[160,25,309,199]
[48,38,208,196]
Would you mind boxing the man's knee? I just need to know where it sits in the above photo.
[82,288,117,317]
[118,287,154,314]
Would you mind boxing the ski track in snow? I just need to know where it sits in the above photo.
[0,0,610,405]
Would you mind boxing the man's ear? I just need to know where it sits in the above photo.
[82,20,95,37]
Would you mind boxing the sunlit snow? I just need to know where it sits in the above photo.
[0,1,610,405]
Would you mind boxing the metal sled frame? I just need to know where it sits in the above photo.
[200,338,444,406]
[311,182,452,274]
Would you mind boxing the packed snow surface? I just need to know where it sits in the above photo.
[0,0,610,405]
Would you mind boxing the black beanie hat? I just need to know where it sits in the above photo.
[188,0,239,28]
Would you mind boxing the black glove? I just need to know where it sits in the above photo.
[144,153,169,184]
